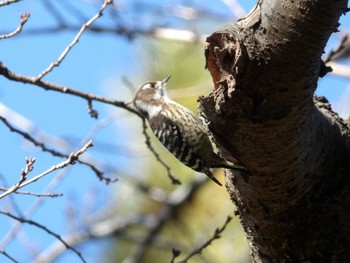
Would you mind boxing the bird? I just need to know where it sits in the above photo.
[132,76,247,186]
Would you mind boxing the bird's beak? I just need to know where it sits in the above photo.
[162,75,171,84]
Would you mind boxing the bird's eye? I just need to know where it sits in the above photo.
[143,83,156,90]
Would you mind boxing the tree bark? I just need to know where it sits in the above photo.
[199,0,350,262]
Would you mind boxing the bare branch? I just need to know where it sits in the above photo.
[37,177,207,262]
[34,213,155,262]
[0,211,86,263]
[0,115,113,183]
[0,115,64,157]
[0,249,18,263]
[0,187,62,197]
[35,0,113,81]
[0,158,35,200]
[173,216,233,263]
[0,61,139,115]
[0,13,30,39]
[22,157,35,177]
[0,168,71,248]
[0,102,70,149]
[123,177,206,263]
[20,24,208,43]
[324,33,350,63]
[0,0,19,7]
[170,248,182,263]
[87,99,99,119]
[323,34,350,78]
[0,140,93,199]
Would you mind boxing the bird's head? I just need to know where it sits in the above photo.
[132,76,171,118]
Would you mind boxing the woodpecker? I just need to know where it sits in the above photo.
[132,76,246,186]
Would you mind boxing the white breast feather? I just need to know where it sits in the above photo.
[135,100,162,118]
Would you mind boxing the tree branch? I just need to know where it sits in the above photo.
[0,61,138,115]
[0,140,93,199]
[0,115,111,183]
[35,0,113,81]
[0,249,18,263]
[0,187,62,197]
[0,211,86,263]
[0,0,19,7]
[35,177,208,262]
[0,13,30,39]
[172,216,233,263]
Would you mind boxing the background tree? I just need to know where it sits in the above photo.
[0,0,349,262]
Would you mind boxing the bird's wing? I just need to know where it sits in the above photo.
[148,112,222,186]
[148,112,204,171]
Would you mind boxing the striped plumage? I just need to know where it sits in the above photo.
[132,76,246,186]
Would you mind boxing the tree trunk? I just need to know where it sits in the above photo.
[199,0,350,262]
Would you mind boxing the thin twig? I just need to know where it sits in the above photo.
[35,0,114,81]
[87,99,99,119]
[35,214,153,262]
[172,216,233,263]
[0,140,93,199]
[324,34,350,63]
[0,13,30,39]
[0,158,35,200]
[0,169,70,248]
[0,250,18,263]
[0,115,111,182]
[0,187,62,197]
[0,115,65,157]
[123,177,206,263]
[0,211,86,263]
[17,157,34,188]
[0,0,19,7]
[0,61,139,115]
[170,249,181,263]
[35,177,207,262]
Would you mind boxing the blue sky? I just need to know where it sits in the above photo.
[0,1,349,262]
[0,2,140,262]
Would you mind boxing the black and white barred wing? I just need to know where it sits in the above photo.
[148,111,223,186]
[148,112,204,172]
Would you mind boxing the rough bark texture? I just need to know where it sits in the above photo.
[199,0,350,262]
